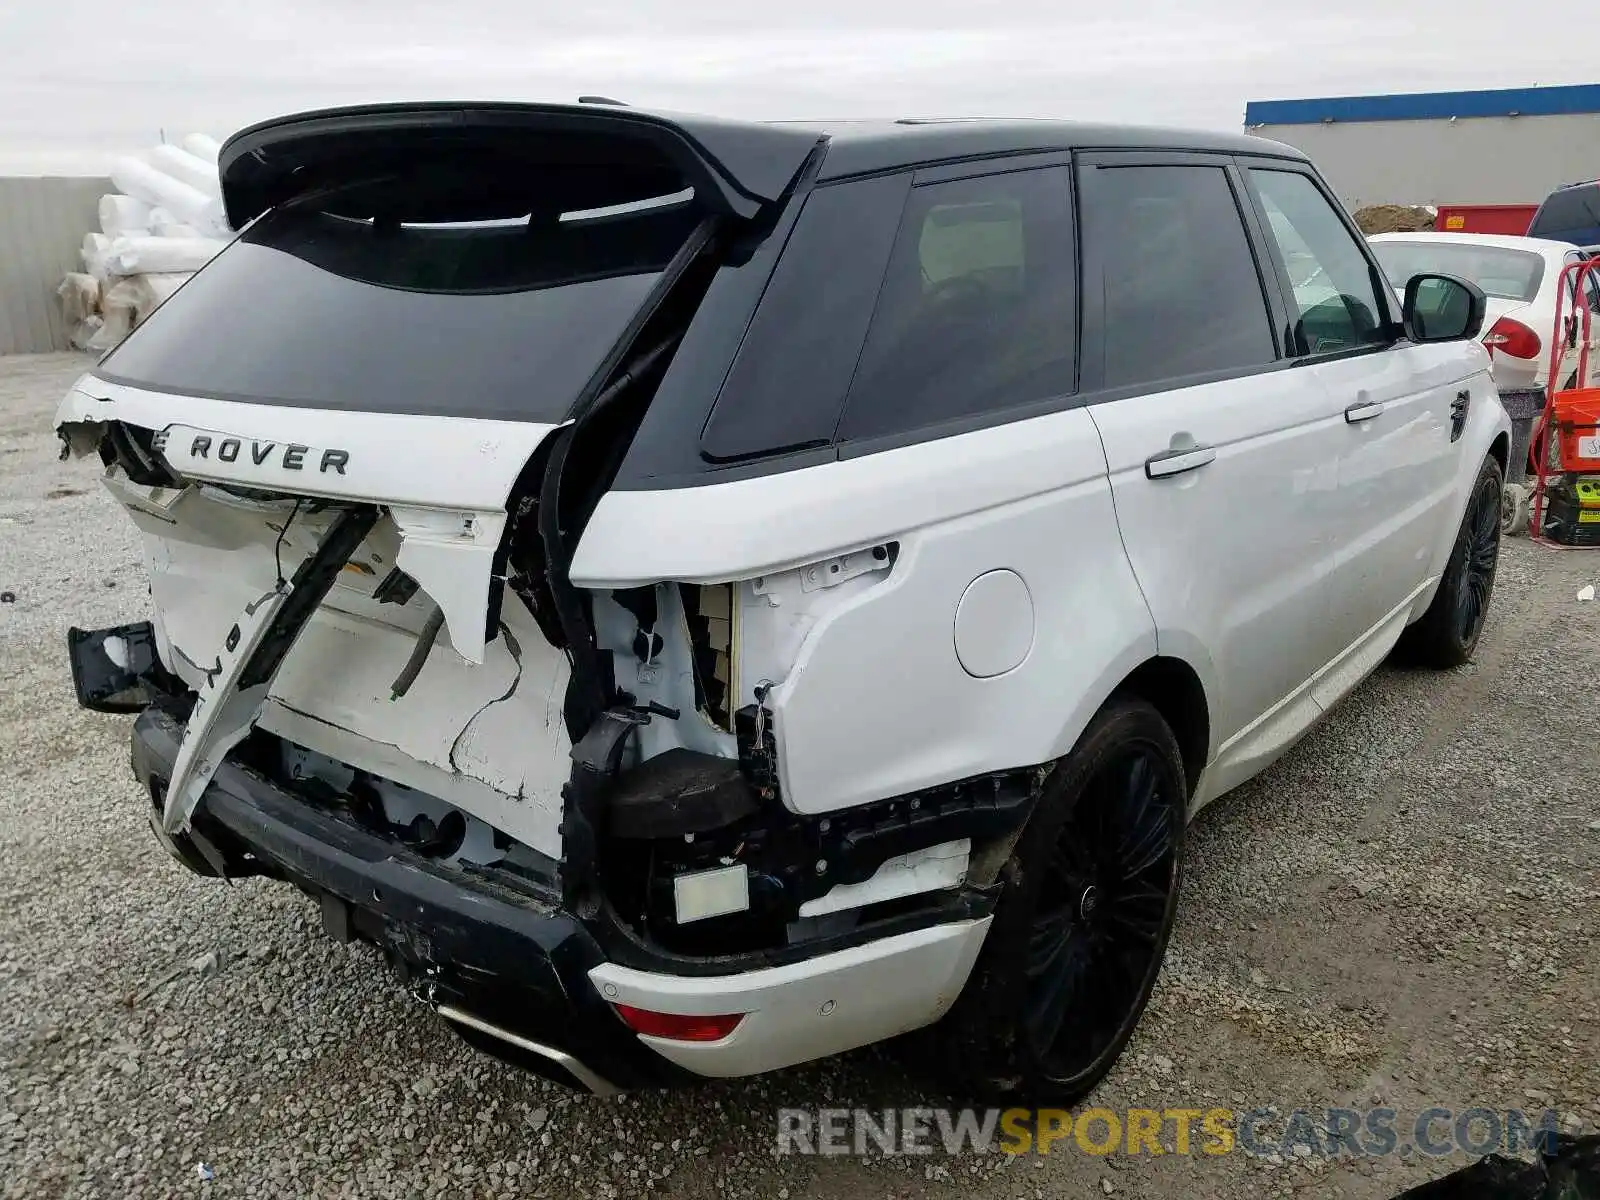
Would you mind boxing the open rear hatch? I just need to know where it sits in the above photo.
[58,102,821,875]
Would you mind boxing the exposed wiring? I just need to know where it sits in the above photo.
[448,623,524,774]
[273,500,303,586]
[389,605,444,700]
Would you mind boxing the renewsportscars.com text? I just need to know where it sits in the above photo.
[776,1106,1563,1160]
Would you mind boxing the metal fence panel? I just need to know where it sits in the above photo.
[0,177,108,355]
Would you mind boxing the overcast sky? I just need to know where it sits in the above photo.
[1,0,1593,173]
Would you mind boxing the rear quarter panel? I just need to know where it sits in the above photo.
[573,406,1160,814]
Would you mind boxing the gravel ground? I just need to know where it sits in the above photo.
[3,351,1599,1200]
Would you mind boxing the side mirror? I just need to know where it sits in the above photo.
[1402,272,1487,343]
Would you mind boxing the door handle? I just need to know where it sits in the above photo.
[1345,400,1385,423]
[1144,445,1217,479]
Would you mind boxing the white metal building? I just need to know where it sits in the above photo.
[1244,83,1600,210]
[0,176,107,355]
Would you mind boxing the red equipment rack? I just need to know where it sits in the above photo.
[1529,258,1600,549]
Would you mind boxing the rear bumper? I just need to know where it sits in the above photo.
[128,707,687,1093]
[125,707,992,1086]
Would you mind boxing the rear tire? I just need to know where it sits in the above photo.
[931,698,1185,1105]
[1398,456,1503,668]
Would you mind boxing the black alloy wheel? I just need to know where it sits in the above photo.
[1397,455,1504,669]
[932,698,1185,1104]
[1455,469,1501,644]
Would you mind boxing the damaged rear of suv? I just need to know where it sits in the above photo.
[57,101,1262,1103]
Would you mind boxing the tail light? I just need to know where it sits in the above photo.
[612,1004,745,1042]
[1482,317,1542,360]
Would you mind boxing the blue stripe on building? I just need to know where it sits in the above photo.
[1245,83,1600,126]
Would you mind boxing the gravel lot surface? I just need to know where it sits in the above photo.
[3,351,1599,1199]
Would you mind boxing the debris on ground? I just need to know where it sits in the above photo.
[1352,204,1437,235]
[1392,1133,1600,1198]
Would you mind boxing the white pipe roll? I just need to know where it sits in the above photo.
[110,156,212,226]
[181,133,222,164]
[81,232,112,274]
[98,193,152,236]
[149,144,220,198]
[103,236,226,276]
[148,207,202,238]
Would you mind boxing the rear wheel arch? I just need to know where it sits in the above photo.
[1107,656,1210,799]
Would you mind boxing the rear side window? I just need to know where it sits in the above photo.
[1078,164,1276,391]
[698,174,907,461]
[95,202,701,421]
[835,167,1076,444]
[1249,169,1390,357]
[1529,183,1600,245]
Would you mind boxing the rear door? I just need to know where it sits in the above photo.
[575,157,1162,817]
[1078,151,1344,790]
[1240,162,1465,671]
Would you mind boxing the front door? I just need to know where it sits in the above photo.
[1077,152,1347,794]
[1241,163,1464,671]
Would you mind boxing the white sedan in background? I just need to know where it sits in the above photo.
[1368,232,1600,399]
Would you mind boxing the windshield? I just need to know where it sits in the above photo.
[95,199,701,422]
[1371,241,1546,302]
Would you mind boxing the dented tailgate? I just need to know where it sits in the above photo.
[52,162,715,861]
[57,375,575,854]
[58,377,554,665]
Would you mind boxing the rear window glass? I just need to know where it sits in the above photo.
[1529,183,1600,245]
[1372,241,1546,302]
[698,174,907,461]
[95,202,701,422]
[835,166,1076,444]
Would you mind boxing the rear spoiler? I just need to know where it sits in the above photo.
[218,102,828,228]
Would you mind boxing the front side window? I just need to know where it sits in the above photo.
[834,166,1076,443]
[1249,168,1390,357]
[1078,163,1277,391]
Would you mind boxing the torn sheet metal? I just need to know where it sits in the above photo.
[161,506,377,835]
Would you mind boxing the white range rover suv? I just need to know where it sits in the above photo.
[58,102,1510,1103]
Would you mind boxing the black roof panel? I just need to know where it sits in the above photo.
[802,118,1307,179]
[219,102,1308,228]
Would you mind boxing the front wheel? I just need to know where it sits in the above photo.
[931,698,1185,1105]
[1397,455,1503,668]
